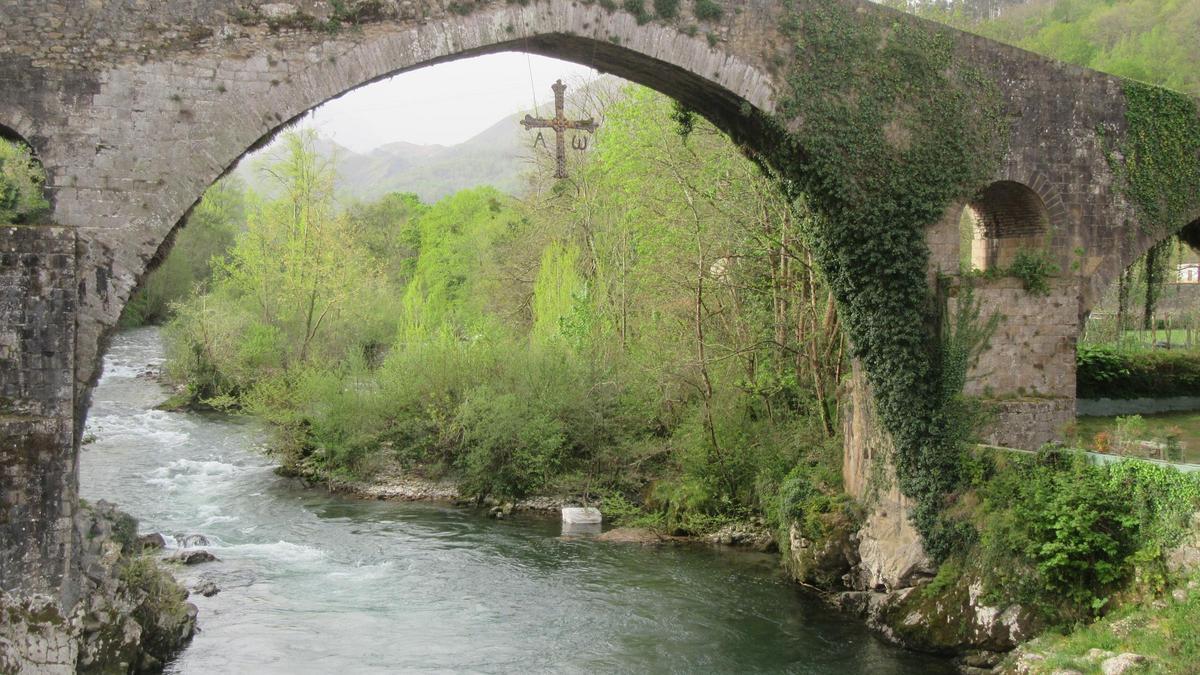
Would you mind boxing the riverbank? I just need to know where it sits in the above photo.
[280,453,1038,672]
[150,322,1200,673]
[73,327,951,672]
[286,457,779,551]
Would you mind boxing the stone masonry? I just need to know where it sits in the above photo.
[0,227,78,607]
[1,0,1199,653]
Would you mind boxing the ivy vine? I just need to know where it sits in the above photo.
[1102,82,1200,337]
[1111,82,1200,237]
[761,0,1007,559]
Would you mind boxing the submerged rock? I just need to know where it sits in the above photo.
[175,533,210,548]
[597,527,669,545]
[192,581,220,598]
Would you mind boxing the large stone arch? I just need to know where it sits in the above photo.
[3,0,1200,638]
[28,1,785,415]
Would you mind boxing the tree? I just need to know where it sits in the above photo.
[121,176,245,326]
[0,139,49,225]
[218,129,377,368]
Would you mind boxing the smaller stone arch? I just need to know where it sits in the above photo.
[960,180,1052,271]
[1178,218,1200,253]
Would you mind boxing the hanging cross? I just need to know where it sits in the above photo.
[521,79,598,179]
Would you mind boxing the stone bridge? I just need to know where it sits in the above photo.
[2,0,1198,659]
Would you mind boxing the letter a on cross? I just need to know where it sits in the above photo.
[520,80,599,179]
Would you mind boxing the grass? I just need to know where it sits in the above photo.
[1010,577,1200,673]
[1071,412,1200,464]
[1082,329,1200,353]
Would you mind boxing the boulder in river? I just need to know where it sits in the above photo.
[138,532,168,551]
[597,527,669,545]
[167,550,219,565]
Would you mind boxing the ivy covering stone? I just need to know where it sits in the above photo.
[759,0,1008,559]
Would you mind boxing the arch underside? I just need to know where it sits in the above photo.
[962,180,1052,271]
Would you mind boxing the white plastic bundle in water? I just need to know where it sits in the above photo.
[561,507,602,535]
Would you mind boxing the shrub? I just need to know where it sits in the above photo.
[694,0,723,21]
[622,0,651,24]
[1077,346,1200,399]
[1007,248,1058,296]
[653,0,679,18]
[979,449,1200,618]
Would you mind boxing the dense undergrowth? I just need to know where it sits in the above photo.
[1077,345,1200,399]
[969,449,1200,621]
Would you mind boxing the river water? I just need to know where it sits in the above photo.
[79,328,951,674]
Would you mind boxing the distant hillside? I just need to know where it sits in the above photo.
[236,113,533,203]
[236,75,627,204]
[905,0,1200,96]
[336,112,533,202]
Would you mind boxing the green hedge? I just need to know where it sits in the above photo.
[1077,346,1200,399]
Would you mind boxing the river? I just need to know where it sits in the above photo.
[79,328,952,674]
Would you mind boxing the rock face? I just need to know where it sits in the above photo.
[706,522,777,553]
[0,501,197,673]
[786,517,859,588]
[850,507,936,592]
[1166,512,1200,574]
[783,495,1036,659]
[840,575,1036,656]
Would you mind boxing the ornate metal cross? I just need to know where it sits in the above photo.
[521,79,598,179]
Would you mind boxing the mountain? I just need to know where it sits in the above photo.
[235,112,534,204]
[335,113,533,202]
[235,75,627,205]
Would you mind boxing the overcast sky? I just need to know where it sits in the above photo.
[298,53,599,153]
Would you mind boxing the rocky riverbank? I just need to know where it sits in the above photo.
[0,501,197,674]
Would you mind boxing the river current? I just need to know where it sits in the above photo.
[80,328,952,674]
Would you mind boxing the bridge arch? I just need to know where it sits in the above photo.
[0,123,52,225]
[1177,218,1200,252]
[960,179,1054,272]
[32,1,787,398]
[4,0,1200,635]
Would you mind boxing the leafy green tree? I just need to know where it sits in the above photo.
[0,139,49,225]
[121,177,244,326]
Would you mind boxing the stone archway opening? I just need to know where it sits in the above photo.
[959,180,1051,271]
[1178,218,1200,254]
[0,123,51,226]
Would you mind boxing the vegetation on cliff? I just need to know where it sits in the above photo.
[909,0,1200,98]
